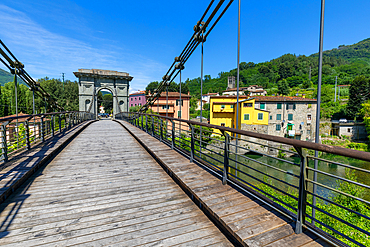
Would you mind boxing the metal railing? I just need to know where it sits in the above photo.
[0,111,94,163]
[116,112,370,247]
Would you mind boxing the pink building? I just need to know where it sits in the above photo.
[129,91,146,108]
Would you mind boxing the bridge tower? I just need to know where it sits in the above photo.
[74,69,133,118]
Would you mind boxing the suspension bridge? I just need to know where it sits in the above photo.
[0,0,370,246]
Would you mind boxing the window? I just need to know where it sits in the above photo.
[243,103,253,107]
[260,103,265,110]
[348,128,351,133]
[288,114,293,121]
[277,103,282,109]
[131,98,133,101]
[270,115,272,120]
[258,113,263,120]
[162,105,170,109]
[230,105,234,108]
[244,114,250,120]
[135,97,137,101]
[307,114,312,121]
[139,97,141,100]
[135,104,137,106]
[276,114,281,121]
[307,130,311,136]
[287,103,296,110]
[176,99,183,106]
[276,124,281,131]
[221,105,225,108]
[221,123,225,127]
[178,111,182,118]
[139,103,141,106]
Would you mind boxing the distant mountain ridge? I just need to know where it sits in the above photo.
[313,38,370,64]
[0,68,27,86]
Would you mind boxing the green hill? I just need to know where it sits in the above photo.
[0,68,27,86]
[179,37,370,98]
[314,38,370,64]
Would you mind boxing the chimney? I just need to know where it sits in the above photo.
[188,91,190,95]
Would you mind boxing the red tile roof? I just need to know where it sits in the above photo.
[252,96,317,102]
[157,92,191,98]
[211,95,316,102]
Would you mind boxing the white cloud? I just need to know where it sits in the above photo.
[0,4,166,90]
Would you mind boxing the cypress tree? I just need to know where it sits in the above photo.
[346,75,370,119]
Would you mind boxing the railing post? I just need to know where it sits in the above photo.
[151,116,154,136]
[25,120,31,150]
[68,113,71,129]
[51,115,55,137]
[294,146,307,234]
[41,116,45,142]
[189,124,195,163]
[171,120,175,149]
[145,115,148,133]
[59,114,62,133]
[141,114,144,130]
[160,118,163,141]
[221,131,230,185]
[1,122,9,163]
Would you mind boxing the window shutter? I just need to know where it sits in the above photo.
[293,103,296,110]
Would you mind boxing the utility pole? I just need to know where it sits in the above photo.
[62,73,65,91]
[334,76,337,102]
[313,0,326,227]
[235,0,241,176]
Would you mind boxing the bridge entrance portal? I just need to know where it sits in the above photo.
[74,69,133,118]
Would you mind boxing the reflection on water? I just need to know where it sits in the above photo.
[208,152,370,201]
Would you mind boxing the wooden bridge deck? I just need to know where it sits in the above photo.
[117,120,332,247]
[0,120,232,246]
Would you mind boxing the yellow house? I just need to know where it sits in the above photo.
[210,96,268,135]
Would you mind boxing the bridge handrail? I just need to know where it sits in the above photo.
[0,111,95,163]
[0,111,90,123]
[119,112,370,162]
[116,111,370,247]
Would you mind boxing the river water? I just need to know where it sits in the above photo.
[207,152,370,202]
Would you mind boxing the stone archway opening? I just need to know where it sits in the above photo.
[74,69,133,119]
[97,88,113,118]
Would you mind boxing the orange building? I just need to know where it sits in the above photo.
[148,92,190,120]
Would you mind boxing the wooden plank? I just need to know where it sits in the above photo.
[118,119,333,247]
[0,120,230,246]
[263,232,317,247]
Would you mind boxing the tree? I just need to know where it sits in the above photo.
[314,85,334,104]
[277,80,289,95]
[129,105,141,112]
[258,65,270,74]
[278,63,293,80]
[102,94,113,113]
[346,75,369,118]
[360,100,370,145]
[145,81,159,95]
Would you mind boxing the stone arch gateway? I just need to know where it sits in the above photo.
[74,69,133,118]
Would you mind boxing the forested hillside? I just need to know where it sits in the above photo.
[184,38,370,97]
[0,77,78,117]
[0,68,26,86]
[145,38,370,121]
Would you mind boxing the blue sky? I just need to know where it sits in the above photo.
[0,0,370,92]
